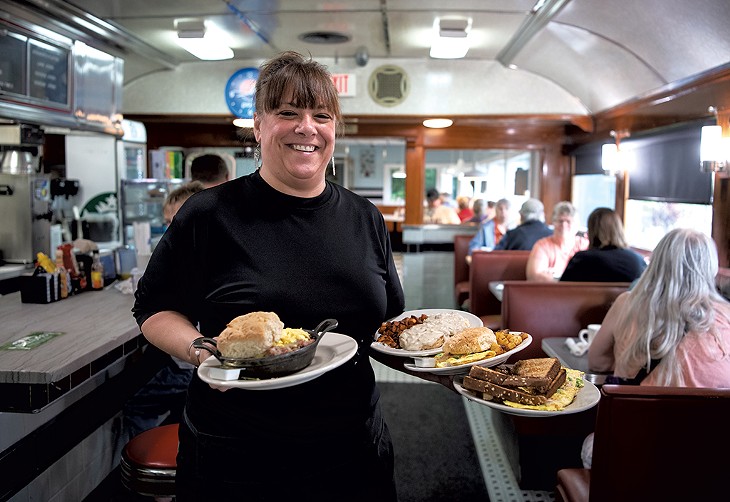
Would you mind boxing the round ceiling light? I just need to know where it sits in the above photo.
[423,118,453,129]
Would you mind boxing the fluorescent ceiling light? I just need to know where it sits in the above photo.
[176,20,233,61]
[430,18,471,59]
[423,118,453,128]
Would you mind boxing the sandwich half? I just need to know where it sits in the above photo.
[434,327,497,367]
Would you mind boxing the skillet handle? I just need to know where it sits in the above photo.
[312,318,338,339]
[192,337,221,359]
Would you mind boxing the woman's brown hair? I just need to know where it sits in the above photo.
[255,51,343,133]
[587,207,627,249]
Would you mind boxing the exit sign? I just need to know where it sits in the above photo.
[331,74,356,97]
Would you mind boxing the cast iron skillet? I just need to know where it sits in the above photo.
[193,318,339,379]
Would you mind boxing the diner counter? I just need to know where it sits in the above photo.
[0,287,142,411]
[0,263,34,281]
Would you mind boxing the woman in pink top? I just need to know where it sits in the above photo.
[526,201,589,281]
[582,228,730,468]
[589,228,730,387]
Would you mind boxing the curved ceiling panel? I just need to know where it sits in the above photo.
[512,23,666,113]
[555,0,730,83]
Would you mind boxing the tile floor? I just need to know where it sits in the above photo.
[389,252,555,501]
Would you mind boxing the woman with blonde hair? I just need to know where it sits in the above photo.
[525,200,588,281]
[589,228,730,386]
[560,207,646,282]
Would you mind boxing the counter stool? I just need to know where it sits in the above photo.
[120,423,178,498]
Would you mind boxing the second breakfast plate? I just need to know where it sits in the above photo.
[370,309,482,357]
[403,334,532,375]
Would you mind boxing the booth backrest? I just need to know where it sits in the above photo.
[454,233,476,307]
[469,251,530,318]
[556,385,730,502]
[501,281,630,360]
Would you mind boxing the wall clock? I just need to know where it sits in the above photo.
[225,68,259,118]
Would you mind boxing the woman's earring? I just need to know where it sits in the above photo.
[331,157,336,177]
[254,145,261,169]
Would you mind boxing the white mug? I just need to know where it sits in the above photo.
[578,324,601,346]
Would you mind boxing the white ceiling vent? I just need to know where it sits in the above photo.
[368,65,409,107]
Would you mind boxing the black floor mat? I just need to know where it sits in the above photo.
[378,382,490,502]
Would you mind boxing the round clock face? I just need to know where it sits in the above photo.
[225,68,259,118]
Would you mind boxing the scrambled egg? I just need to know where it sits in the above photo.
[275,328,310,346]
[435,350,497,367]
[504,368,585,411]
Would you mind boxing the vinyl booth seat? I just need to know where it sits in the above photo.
[500,281,630,361]
[555,385,730,502]
[468,250,530,329]
[453,233,477,308]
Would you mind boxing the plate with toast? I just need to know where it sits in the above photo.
[371,309,483,357]
[453,358,600,416]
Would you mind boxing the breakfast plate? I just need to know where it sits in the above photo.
[370,309,483,357]
[452,374,600,417]
[197,332,358,390]
[403,334,532,375]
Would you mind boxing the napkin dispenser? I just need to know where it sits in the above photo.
[20,273,58,304]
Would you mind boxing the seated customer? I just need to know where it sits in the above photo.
[467,198,511,259]
[588,228,730,386]
[163,181,205,225]
[526,201,588,281]
[423,188,461,224]
[561,207,646,282]
[456,196,474,222]
[122,181,205,441]
[581,228,730,468]
[494,198,553,251]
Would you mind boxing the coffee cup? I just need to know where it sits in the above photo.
[578,324,601,346]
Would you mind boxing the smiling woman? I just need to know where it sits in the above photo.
[253,51,343,197]
[132,51,407,501]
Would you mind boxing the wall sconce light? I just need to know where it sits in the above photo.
[602,130,630,177]
[700,107,729,173]
[430,18,471,59]
[176,20,233,61]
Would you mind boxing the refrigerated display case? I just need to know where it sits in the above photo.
[117,119,147,180]
[120,178,184,248]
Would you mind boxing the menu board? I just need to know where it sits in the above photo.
[28,39,69,106]
[0,31,27,95]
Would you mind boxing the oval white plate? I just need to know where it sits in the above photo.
[403,334,532,375]
[370,309,483,357]
[453,374,600,417]
[197,332,358,390]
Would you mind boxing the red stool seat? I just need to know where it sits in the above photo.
[120,423,178,497]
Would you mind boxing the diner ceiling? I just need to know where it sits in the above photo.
[4,0,730,116]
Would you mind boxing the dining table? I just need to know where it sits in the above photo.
[541,337,609,385]
[488,281,504,302]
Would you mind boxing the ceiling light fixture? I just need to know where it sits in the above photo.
[423,118,453,129]
[430,18,471,59]
[176,20,233,61]
[602,130,630,177]
[700,106,729,173]
[233,118,254,128]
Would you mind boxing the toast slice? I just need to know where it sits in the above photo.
[510,357,560,381]
[540,367,567,398]
[468,364,510,384]
[462,376,548,406]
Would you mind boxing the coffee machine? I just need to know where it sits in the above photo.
[0,124,52,264]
